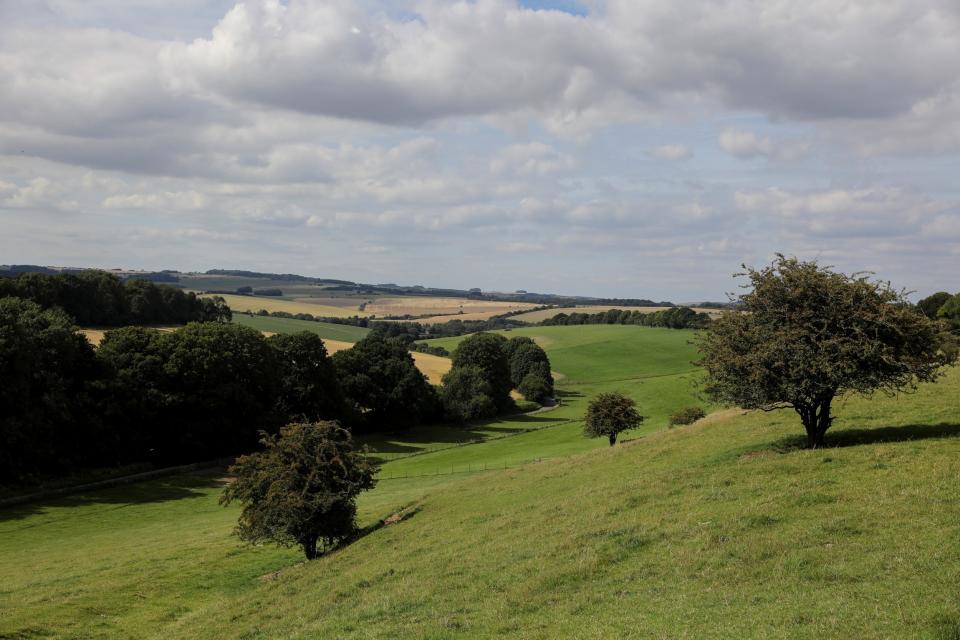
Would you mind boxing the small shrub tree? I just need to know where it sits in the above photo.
[668,406,706,427]
[584,392,643,446]
[221,421,376,560]
[700,256,952,447]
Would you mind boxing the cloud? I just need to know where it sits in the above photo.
[718,129,774,159]
[650,144,692,161]
[490,143,576,176]
[734,186,952,238]
[2,1,960,300]
[496,241,546,253]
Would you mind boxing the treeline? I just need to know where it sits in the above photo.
[1,294,553,484]
[0,270,230,326]
[538,306,713,329]
[244,309,529,340]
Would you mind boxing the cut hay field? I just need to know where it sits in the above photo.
[4,325,958,638]
[511,305,725,323]
[206,293,537,323]
[294,295,538,321]
[202,294,364,318]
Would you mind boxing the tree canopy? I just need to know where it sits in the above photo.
[450,332,514,411]
[917,291,952,319]
[221,421,376,560]
[332,334,439,430]
[699,256,952,447]
[0,297,101,482]
[584,392,643,446]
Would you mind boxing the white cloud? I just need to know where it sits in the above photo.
[2,1,960,299]
[489,143,576,176]
[651,144,692,161]
[718,128,774,159]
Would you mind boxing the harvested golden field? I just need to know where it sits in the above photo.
[410,351,452,384]
[297,296,537,320]
[318,338,354,355]
[511,305,725,323]
[319,339,450,384]
[202,294,366,318]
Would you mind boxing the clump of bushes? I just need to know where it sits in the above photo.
[518,372,552,403]
[668,406,706,427]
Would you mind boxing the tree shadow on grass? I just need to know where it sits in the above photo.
[770,422,960,453]
[362,413,570,458]
[0,471,226,524]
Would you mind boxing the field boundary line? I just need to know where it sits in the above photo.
[372,417,582,464]
[0,458,231,508]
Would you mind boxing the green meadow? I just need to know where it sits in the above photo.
[2,325,958,638]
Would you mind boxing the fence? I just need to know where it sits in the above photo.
[376,457,551,481]
[365,418,579,464]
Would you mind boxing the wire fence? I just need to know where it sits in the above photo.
[364,418,580,464]
[376,457,552,481]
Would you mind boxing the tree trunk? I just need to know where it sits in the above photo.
[302,537,318,560]
[608,433,617,446]
[797,396,834,448]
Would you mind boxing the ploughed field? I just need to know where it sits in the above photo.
[2,325,959,638]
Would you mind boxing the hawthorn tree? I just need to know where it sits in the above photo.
[699,256,952,448]
[221,421,376,560]
[584,392,643,446]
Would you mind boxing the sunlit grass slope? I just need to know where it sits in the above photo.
[173,366,960,639]
[2,324,956,638]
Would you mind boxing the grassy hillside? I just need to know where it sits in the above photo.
[164,366,960,639]
[232,313,371,342]
[3,324,956,638]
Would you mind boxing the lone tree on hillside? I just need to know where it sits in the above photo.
[221,421,376,560]
[699,255,953,448]
[584,392,644,446]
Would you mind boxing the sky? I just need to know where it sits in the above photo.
[1,0,959,300]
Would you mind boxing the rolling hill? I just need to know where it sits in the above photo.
[2,326,958,638]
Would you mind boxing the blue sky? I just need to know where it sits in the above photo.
[1,0,958,300]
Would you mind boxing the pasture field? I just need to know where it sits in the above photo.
[3,324,957,638]
[232,313,370,342]
[511,305,724,323]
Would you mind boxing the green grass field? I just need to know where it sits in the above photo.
[232,313,370,342]
[2,325,958,638]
